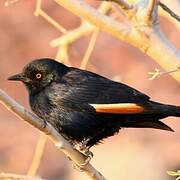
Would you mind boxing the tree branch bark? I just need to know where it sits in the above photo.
[0,172,44,180]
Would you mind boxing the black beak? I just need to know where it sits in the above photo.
[8,73,23,81]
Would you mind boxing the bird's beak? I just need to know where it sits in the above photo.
[8,73,24,81]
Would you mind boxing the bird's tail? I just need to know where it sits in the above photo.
[122,101,180,132]
[147,101,180,117]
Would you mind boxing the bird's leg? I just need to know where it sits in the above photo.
[69,138,93,166]
[68,140,92,170]
[75,138,94,165]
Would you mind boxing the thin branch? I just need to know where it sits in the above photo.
[34,0,41,14]
[34,0,67,33]
[51,1,112,47]
[0,173,44,180]
[80,30,99,69]
[148,68,162,80]
[4,0,19,6]
[51,23,94,47]
[159,2,180,23]
[55,44,71,65]
[147,0,157,21]
[27,133,47,176]
[54,0,130,42]
[149,66,180,80]
[101,0,133,10]
[159,0,180,30]
[0,89,106,180]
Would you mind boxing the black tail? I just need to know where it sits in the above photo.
[122,101,180,132]
[125,120,174,132]
[148,101,180,117]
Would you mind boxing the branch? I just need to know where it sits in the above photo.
[50,1,112,47]
[54,0,180,82]
[102,0,133,10]
[0,89,106,180]
[50,22,95,47]
[149,66,180,80]
[54,0,130,42]
[55,44,71,66]
[0,173,44,180]
[27,133,47,176]
[159,0,180,31]
[4,0,19,6]
[34,0,67,33]
[146,0,157,21]
[80,29,99,69]
[159,1,180,23]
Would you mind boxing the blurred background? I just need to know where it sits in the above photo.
[0,0,180,179]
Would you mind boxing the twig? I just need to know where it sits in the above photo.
[4,0,19,6]
[27,133,47,176]
[51,23,94,47]
[55,44,71,65]
[34,0,67,33]
[80,29,99,69]
[51,1,112,47]
[54,0,130,40]
[148,68,162,80]
[0,173,44,180]
[101,0,133,10]
[147,0,157,21]
[149,66,180,80]
[159,0,180,30]
[0,89,106,180]
[159,1,180,23]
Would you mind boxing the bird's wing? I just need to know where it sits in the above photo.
[90,103,147,114]
[52,68,150,114]
[62,68,149,103]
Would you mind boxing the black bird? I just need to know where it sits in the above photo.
[8,58,180,152]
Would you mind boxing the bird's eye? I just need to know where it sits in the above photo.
[35,73,42,79]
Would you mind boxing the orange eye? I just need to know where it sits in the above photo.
[36,73,42,79]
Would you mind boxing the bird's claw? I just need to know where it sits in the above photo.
[42,119,47,129]
[69,139,93,166]
[71,152,93,171]
[73,141,93,160]
[72,163,84,172]
[80,154,92,166]
[83,149,93,159]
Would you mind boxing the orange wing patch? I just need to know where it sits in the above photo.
[90,103,146,114]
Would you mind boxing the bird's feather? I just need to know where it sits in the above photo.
[90,103,146,114]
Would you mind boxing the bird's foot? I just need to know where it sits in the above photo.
[80,153,93,166]
[71,151,93,171]
[75,138,90,151]
[74,139,93,157]
[72,162,84,172]
[70,139,93,166]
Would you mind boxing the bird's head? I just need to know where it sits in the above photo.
[8,58,69,95]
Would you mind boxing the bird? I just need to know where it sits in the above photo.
[8,58,180,155]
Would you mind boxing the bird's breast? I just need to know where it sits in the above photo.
[29,91,55,119]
